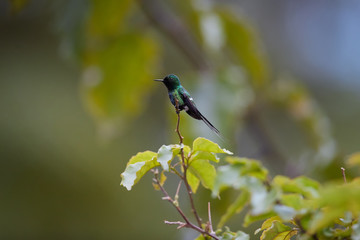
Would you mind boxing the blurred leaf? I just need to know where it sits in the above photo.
[157,145,173,171]
[347,152,360,168]
[9,0,28,13]
[194,234,205,240]
[220,227,250,240]
[120,151,158,190]
[188,159,216,190]
[217,190,250,228]
[352,222,360,240]
[280,194,304,210]
[82,33,158,134]
[255,216,282,235]
[226,157,268,181]
[272,175,319,199]
[87,0,133,37]
[309,182,360,233]
[193,137,233,154]
[159,171,167,186]
[216,9,269,89]
[260,220,296,240]
[273,205,297,221]
[187,170,200,193]
[243,211,276,227]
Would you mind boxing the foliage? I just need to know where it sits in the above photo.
[121,137,360,239]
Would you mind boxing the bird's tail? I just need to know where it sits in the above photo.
[198,111,224,140]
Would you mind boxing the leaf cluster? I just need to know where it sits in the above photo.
[121,138,360,240]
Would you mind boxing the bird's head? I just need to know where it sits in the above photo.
[154,74,181,90]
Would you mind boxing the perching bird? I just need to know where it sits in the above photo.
[154,74,220,136]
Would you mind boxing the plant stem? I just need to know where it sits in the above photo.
[341,167,347,183]
[174,100,203,228]
[153,170,219,240]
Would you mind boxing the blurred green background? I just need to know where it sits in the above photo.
[1,0,360,239]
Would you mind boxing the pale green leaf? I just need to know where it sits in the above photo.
[157,145,173,171]
[218,190,250,228]
[273,205,297,221]
[220,228,249,240]
[188,159,216,190]
[193,137,233,154]
[120,151,158,190]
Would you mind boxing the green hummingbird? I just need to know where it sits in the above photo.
[155,74,220,135]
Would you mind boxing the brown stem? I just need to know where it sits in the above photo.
[174,100,203,228]
[341,167,347,183]
[153,170,219,240]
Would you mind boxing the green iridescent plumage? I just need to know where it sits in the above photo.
[155,74,220,135]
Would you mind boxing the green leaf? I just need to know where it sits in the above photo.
[273,205,297,221]
[190,151,219,163]
[218,190,251,228]
[157,145,173,171]
[220,228,250,240]
[120,151,158,190]
[280,193,304,210]
[82,33,158,136]
[352,223,360,240]
[260,221,295,240]
[193,137,233,154]
[226,157,268,181]
[255,216,282,235]
[188,159,216,190]
[308,182,360,233]
[347,152,360,168]
[186,170,200,193]
[194,234,205,240]
[216,9,269,89]
[212,157,268,196]
[243,211,276,227]
[272,175,319,198]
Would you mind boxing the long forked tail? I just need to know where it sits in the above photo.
[198,111,223,139]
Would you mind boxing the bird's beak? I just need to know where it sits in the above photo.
[154,79,163,82]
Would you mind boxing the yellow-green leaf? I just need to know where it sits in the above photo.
[260,221,294,240]
[188,159,216,190]
[187,170,200,193]
[192,137,233,154]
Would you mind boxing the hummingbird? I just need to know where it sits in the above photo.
[154,74,220,136]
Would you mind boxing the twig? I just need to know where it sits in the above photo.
[174,99,203,228]
[153,170,219,240]
[208,202,214,234]
[341,167,347,183]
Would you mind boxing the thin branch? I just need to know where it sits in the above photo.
[153,170,219,240]
[208,202,214,234]
[174,99,203,228]
[341,167,347,184]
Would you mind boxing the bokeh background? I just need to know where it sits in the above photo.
[1,0,360,239]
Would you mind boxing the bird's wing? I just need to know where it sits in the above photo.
[179,88,201,120]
